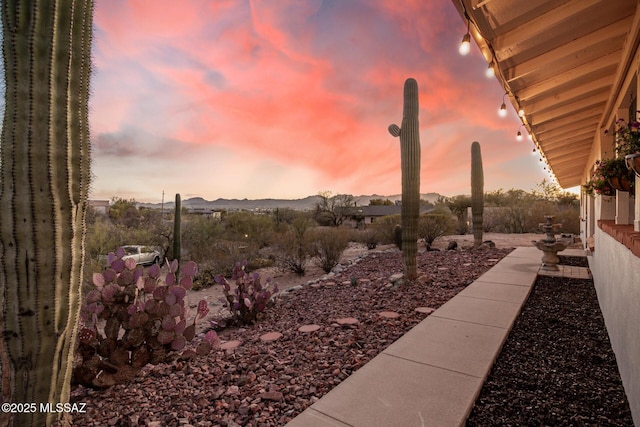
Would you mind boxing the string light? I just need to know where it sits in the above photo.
[459,18,471,55]
[486,60,495,77]
[498,93,507,117]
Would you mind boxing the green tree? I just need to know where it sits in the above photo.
[313,191,356,226]
[369,198,395,206]
[441,195,471,234]
[109,197,142,228]
[0,1,94,425]
[533,179,578,206]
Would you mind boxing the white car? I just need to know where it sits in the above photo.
[120,245,161,266]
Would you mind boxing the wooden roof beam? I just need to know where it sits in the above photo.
[503,18,632,81]
[515,52,620,101]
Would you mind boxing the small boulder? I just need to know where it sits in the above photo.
[389,273,404,284]
[446,241,458,251]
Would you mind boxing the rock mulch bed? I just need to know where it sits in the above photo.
[467,273,633,426]
[70,247,511,426]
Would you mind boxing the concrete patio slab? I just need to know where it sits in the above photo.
[383,316,509,378]
[286,408,351,427]
[291,354,483,427]
[506,246,541,258]
[457,280,532,304]
[431,295,523,329]
[474,269,537,287]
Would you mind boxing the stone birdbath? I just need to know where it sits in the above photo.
[533,215,568,271]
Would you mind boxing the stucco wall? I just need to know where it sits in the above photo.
[590,228,640,425]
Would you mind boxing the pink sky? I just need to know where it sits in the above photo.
[89,0,555,203]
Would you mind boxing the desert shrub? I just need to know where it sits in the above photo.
[272,207,308,229]
[480,207,506,232]
[74,252,218,388]
[85,217,124,263]
[272,217,313,275]
[309,227,349,273]
[206,240,259,277]
[317,227,373,249]
[272,229,309,275]
[372,214,402,245]
[246,256,274,270]
[527,200,579,234]
[182,215,224,263]
[216,260,279,325]
[353,228,379,249]
[192,267,217,291]
[550,206,580,235]
[192,249,273,292]
[222,211,275,248]
[481,197,579,234]
[418,213,455,246]
[490,204,530,233]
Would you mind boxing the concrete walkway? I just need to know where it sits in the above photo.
[286,247,588,427]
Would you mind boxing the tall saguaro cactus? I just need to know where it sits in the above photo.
[389,78,421,280]
[471,141,484,246]
[0,1,93,426]
[173,193,182,263]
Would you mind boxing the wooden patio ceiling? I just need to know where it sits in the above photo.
[450,0,640,188]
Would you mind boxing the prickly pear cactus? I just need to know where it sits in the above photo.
[471,141,484,246]
[389,78,421,280]
[74,254,217,388]
[0,1,93,425]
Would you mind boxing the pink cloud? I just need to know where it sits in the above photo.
[90,1,552,201]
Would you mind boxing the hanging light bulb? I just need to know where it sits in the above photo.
[516,131,523,141]
[498,92,507,117]
[518,108,525,117]
[498,102,507,117]
[459,19,471,55]
[459,33,471,55]
[486,60,495,77]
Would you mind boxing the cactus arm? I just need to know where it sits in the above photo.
[0,1,93,425]
[471,141,484,246]
[389,78,421,280]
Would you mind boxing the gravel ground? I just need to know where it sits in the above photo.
[467,259,633,426]
[70,246,511,426]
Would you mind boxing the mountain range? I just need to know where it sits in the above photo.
[137,193,443,211]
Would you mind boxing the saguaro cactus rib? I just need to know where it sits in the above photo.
[0,1,94,425]
[471,141,484,246]
[173,193,182,264]
[388,78,421,280]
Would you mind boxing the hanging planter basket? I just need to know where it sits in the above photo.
[625,153,640,177]
[608,175,632,192]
